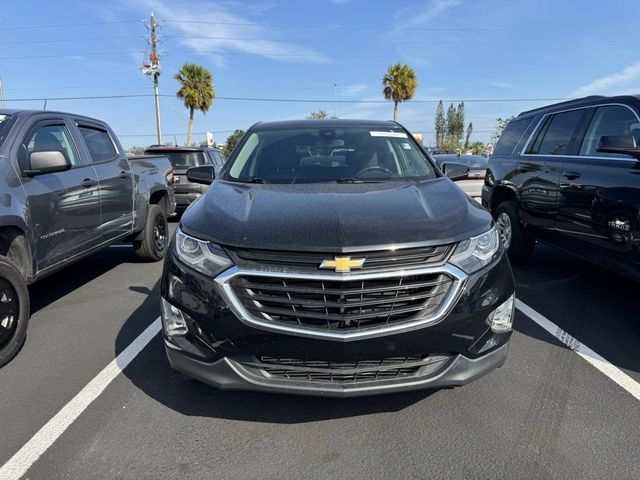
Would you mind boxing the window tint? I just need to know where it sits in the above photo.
[79,126,117,162]
[493,117,533,155]
[25,124,80,167]
[580,105,639,157]
[530,110,584,155]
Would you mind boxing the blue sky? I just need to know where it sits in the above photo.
[1,0,640,148]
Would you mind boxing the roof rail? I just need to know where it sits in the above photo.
[518,95,606,117]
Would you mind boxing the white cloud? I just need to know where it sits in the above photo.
[487,81,516,89]
[571,63,640,97]
[129,0,329,66]
[340,83,369,96]
[394,0,461,29]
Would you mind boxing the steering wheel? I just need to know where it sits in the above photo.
[355,165,395,178]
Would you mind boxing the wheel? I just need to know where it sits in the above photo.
[494,200,535,264]
[0,258,30,368]
[134,204,169,262]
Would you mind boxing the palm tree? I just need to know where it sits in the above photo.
[382,63,418,121]
[174,63,215,146]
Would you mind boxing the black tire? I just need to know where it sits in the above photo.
[0,258,30,368]
[494,200,535,264]
[134,204,169,262]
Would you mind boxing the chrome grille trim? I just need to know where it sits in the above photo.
[214,264,468,341]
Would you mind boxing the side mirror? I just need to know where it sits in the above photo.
[441,162,470,181]
[24,151,71,177]
[186,165,215,185]
[596,135,640,158]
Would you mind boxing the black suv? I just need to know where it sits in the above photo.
[482,95,640,280]
[145,146,226,212]
[160,120,515,397]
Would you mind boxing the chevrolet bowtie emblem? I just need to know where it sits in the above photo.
[319,256,365,273]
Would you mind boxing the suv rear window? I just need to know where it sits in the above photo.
[492,117,533,155]
[146,150,207,168]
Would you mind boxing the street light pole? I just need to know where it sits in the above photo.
[333,82,338,118]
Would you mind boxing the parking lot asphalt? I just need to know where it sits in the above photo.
[0,222,639,480]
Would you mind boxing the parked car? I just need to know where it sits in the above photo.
[434,154,488,199]
[144,145,225,212]
[433,154,488,179]
[482,95,640,280]
[0,109,176,367]
[160,119,515,397]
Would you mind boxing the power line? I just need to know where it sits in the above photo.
[0,20,141,30]
[0,93,572,104]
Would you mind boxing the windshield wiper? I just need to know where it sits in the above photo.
[238,177,269,184]
[335,177,384,184]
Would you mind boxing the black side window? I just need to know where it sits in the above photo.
[79,126,117,163]
[529,110,585,155]
[493,117,533,155]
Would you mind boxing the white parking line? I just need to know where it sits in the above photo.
[0,318,162,480]
[516,299,640,402]
[2,301,639,479]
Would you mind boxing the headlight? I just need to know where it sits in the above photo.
[449,226,500,273]
[174,227,233,276]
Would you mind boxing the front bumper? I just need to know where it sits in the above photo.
[161,248,515,396]
[165,340,509,398]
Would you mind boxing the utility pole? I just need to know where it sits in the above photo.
[142,12,162,144]
[333,83,338,118]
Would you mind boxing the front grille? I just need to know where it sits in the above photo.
[250,355,450,383]
[225,244,454,273]
[229,272,453,331]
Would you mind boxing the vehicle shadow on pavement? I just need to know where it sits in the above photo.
[512,245,640,375]
[29,245,141,315]
[116,281,436,424]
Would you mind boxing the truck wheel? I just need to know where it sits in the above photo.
[134,204,169,262]
[494,200,535,264]
[0,258,30,368]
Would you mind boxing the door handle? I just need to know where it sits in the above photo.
[119,170,130,179]
[562,171,581,180]
[81,178,96,188]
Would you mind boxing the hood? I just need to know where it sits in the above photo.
[180,178,492,252]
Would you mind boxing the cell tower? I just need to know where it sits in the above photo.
[142,12,162,144]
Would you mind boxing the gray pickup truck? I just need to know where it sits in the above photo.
[0,109,176,367]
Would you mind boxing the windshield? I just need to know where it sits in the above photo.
[226,126,436,184]
[147,150,207,168]
[0,114,16,150]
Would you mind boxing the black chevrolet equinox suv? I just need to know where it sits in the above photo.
[160,119,515,397]
[482,95,640,281]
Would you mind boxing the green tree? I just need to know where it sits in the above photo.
[445,104,456,148]
[470,141,485,155]
[455,102,465,146]
[382,63,418,121]
[223,129,245,157]
[175,63,215,146]
[305,109,336,119]
[125,145,145,155]
[464,122,473,150]
[434,101,445,148]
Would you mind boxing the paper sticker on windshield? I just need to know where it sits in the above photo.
[370,131,408,138]
[401,143,412,150]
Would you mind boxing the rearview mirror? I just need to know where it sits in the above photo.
[186,165,215,185]
[24,151,71,177]
[596,135,640,158]
[441,162,470,181]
